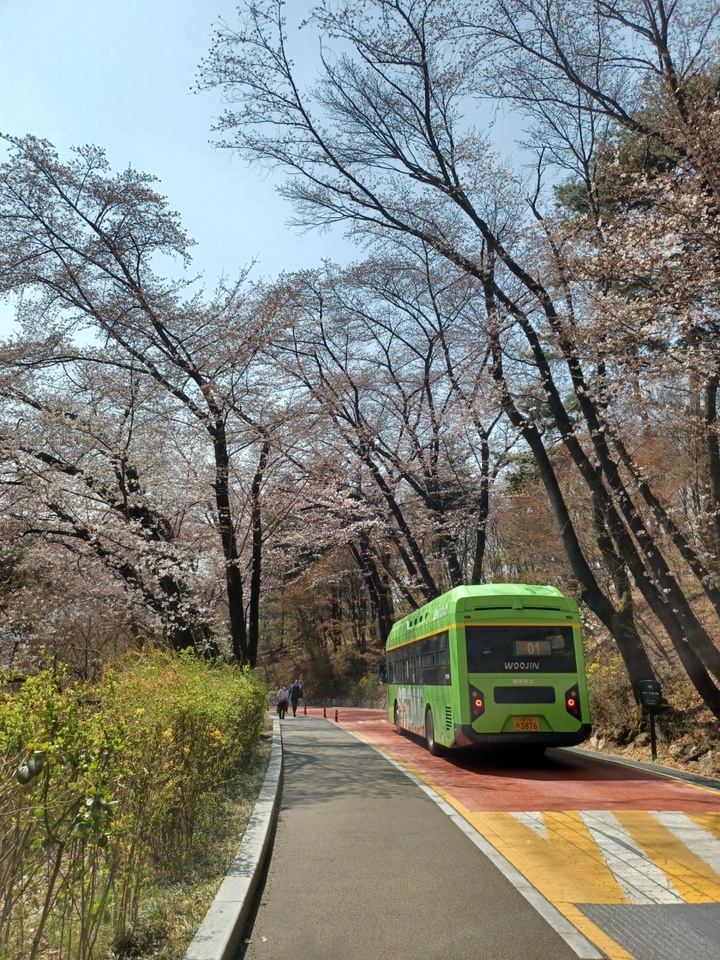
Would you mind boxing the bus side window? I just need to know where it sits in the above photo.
[435,631,449,666]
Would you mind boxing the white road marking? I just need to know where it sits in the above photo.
[511,810,550,840]
[652,811,720,874]
[580,810,684,904]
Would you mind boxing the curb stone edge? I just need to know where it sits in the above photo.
[183,714,283,960]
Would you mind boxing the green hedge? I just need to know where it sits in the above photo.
[0,650,267,960]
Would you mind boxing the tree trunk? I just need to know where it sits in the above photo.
[486,322,659,692]
[247,438,270,668]
[364,453,439,601]
[590,492,654,697]
[212,423,247,663]
[350,535,395,645]
[471,428,491,584]
[514,423,658,691]
[705,374,720,559]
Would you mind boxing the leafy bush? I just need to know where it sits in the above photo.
[0,651,267,959]
[586,649,637,739]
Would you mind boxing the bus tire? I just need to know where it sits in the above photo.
[425,707,444,756]
[394,702,405,737]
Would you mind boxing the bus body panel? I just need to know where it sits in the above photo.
[386,584,591,753]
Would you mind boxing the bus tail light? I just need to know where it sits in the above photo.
[565,685,581,719]
[470,685,485,720]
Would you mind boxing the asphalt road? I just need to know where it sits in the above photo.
[239,716,589,960]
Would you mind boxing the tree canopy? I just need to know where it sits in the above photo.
[2,3,720,717]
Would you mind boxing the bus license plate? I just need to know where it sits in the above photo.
[513,716,539,732]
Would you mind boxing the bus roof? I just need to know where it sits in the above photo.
[386,583,574,648]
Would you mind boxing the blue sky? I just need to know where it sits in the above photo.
[0,0,353,311]
[0,1,527,336]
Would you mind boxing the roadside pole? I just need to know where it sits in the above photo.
[638,679,662,761]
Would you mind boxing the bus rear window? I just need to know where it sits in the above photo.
[465,625,577,673]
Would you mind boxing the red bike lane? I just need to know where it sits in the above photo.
[312,706,720,813]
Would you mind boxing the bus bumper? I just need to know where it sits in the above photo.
[453,723,592,749]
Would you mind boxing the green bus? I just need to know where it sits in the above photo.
[382,584,591,755]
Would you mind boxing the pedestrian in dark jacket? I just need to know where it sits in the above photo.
[289,679,303,717]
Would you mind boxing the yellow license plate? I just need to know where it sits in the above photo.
[513,716,539,732]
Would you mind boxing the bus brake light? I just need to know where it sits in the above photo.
[470,685,485,719]
[565,686,581,718]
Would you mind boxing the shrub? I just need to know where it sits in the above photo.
[99,650,267,877]
[586,650,637,740]
[0,651,267,960]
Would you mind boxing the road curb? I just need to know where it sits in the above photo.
[183,714,283,960]
[570,745,720,791]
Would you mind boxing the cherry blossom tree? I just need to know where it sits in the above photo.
[0,352,220,654]
[475,0,720,698]
[199,0,720,713]
[0,135,280,665]
[266,256,511,606]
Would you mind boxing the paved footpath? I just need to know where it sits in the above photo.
[238,715,587,960]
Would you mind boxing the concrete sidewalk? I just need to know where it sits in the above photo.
[228,715,586,960]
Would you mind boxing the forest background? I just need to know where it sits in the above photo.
[2,1,720,775]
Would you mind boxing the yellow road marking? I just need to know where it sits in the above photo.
[470,810,627,904]
[616,811,720,903]
[691,811,720,842]
[560,905,636,960]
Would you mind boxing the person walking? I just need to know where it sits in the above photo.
[276,684,289,719]
[289,679,303,717]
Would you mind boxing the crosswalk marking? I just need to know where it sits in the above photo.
[510,810,550,839]
[580,811,685,904]
[691,812,720,843]
[611,810,720,903]
[471,809,720,909]
[470,810,627,905]
[653,811,720,874]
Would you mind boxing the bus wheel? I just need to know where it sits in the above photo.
[394,702,404,737]
[425,708,444,756]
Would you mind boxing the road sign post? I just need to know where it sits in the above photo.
[638,680,662,761]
